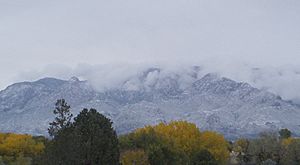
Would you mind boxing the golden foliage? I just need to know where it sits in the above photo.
[133,121,230,163]
[0,133,44,157]
[142,121,202,154]
[199,131,230,164]
[281,137,293,148]
[121,149,150,165]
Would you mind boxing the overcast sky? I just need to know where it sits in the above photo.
[0,0,300,94]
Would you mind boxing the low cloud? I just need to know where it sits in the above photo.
[1,0,300,103]
[12,62,300,104]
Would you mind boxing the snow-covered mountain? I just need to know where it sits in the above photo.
[1,67,300,139]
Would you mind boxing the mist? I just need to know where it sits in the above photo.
[0,0,300,102]
[10,62,300,104]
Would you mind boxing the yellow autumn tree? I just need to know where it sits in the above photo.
[199,131,230,164]
[121,149,150,165]
[151,121,203,155]
[0,132,45,165]
[281,137,294,148]
[131,121,230,164]
[0,133,44,157]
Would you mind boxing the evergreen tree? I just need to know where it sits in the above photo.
[279,128,292,139]
[72,109,119,165]
[41,108,119,165]
[48,99,73,137]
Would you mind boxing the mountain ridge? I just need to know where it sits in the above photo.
[1,69,300,139]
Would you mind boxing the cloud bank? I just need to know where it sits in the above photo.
[0,0,300,102]
[11,63,300,104]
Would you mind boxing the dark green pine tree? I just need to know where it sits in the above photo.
[279,128,292,139]
[40,108,120,165]
[48,99,73,137]
[72,108,119,165]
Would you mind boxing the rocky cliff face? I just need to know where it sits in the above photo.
[1,68,300,139]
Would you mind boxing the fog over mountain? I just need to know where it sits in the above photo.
[2,67,300,139]
[1,0,300,102]
[14,63,300,104]
[1,0,300,139]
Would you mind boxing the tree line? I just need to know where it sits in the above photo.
[0,99,300,165]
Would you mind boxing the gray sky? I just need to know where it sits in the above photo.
[0,0,300,99]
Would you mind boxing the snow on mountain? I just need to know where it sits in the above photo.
[0,67,300,139]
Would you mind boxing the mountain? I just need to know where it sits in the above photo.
[1,68,300,139]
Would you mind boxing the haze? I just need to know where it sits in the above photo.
[0,0,300,102]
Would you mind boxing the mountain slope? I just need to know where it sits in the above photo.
[0,68,300,139]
